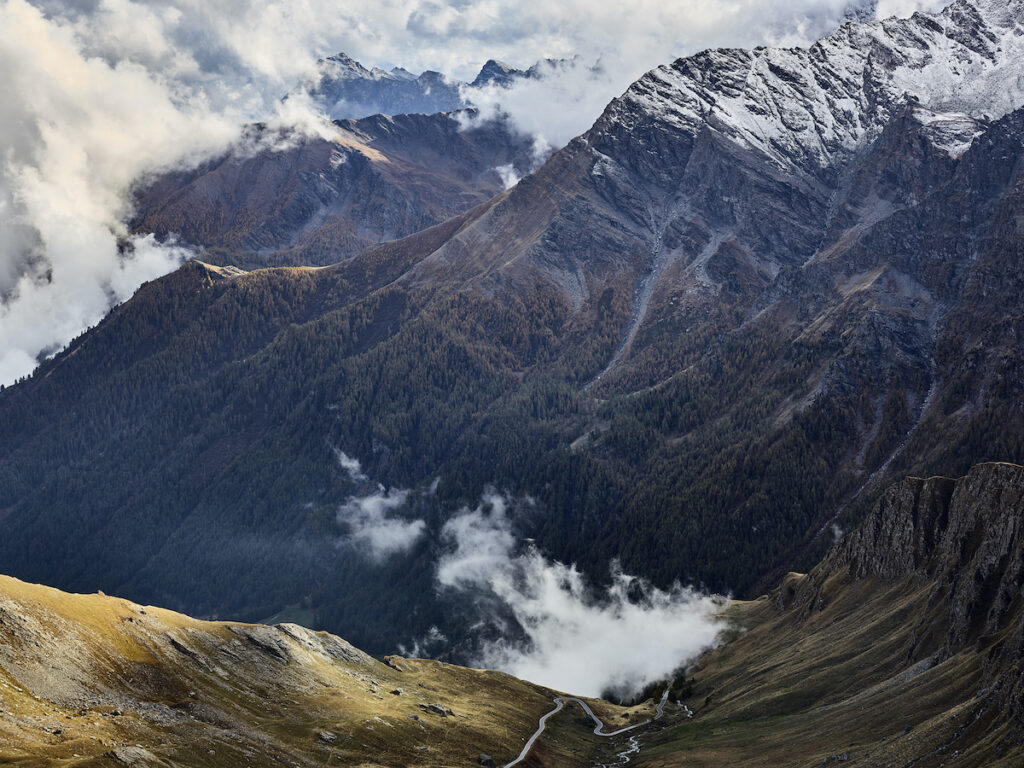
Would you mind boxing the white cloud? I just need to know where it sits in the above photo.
[0,0,339,386]
[0,0,238,384]
[437,491,520,588]
[398,625,448,658]
[493,163,521,190]
[334,448,368,483]
[875,0,948,17]
[333,447,426,560]
[337,485,426,561]
[438,492,724,700]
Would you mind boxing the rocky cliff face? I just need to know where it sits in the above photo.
[802,462,1024,731]
[654,464,1024,767]
[835,463,1024,644]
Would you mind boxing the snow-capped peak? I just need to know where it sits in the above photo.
[912,106,986,158]
[606,0,1024,173]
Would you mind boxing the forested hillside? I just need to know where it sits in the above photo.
[3,0,1024,654]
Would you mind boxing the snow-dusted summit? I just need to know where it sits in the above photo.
[603,0,1024,173]
[301,53,466,119]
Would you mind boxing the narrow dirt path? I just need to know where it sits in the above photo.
[504,689,670,767]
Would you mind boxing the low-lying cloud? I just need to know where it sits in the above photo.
[437,492,725,700]
[334,450,426,561]
[0,0,342,386]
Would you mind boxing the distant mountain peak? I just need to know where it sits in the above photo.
[321,52,373,78]
[301,52,575,120]
[471,59,523,88]
[302,52,465,118]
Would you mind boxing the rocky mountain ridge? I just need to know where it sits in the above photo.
[301,52,465,119]
[132,110,535,266]
[298,52,551,120]
[609,0,1024,176]
[817,462,1024,726]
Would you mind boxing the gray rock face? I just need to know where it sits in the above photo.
[838,473,959,581]
[835,465,1024,641]
[813,462,1024,725]
[277,622,376,667]
[106,746,165,766]
[471,59,524,88]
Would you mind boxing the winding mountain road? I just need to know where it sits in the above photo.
[504,689,671,767]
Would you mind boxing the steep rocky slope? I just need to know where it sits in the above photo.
[642,462,1024,767]
[0,575,649,767]
[133,110,534,267]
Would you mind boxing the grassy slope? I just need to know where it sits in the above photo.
[638,574,1023,767]
[0,575,658,768]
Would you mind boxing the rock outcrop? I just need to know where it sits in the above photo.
[801,462,1024,732]
[667,463,1024,766]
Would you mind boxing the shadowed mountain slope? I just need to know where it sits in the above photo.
[642,461,1024,767]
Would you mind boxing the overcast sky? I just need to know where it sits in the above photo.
[0,0,948,385]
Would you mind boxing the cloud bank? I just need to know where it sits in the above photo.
[1,0,949,385]
[438,492,724,699]
[333,450,426,561]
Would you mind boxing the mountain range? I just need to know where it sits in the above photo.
[296,52,555,121]
[2,0,1024,702]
